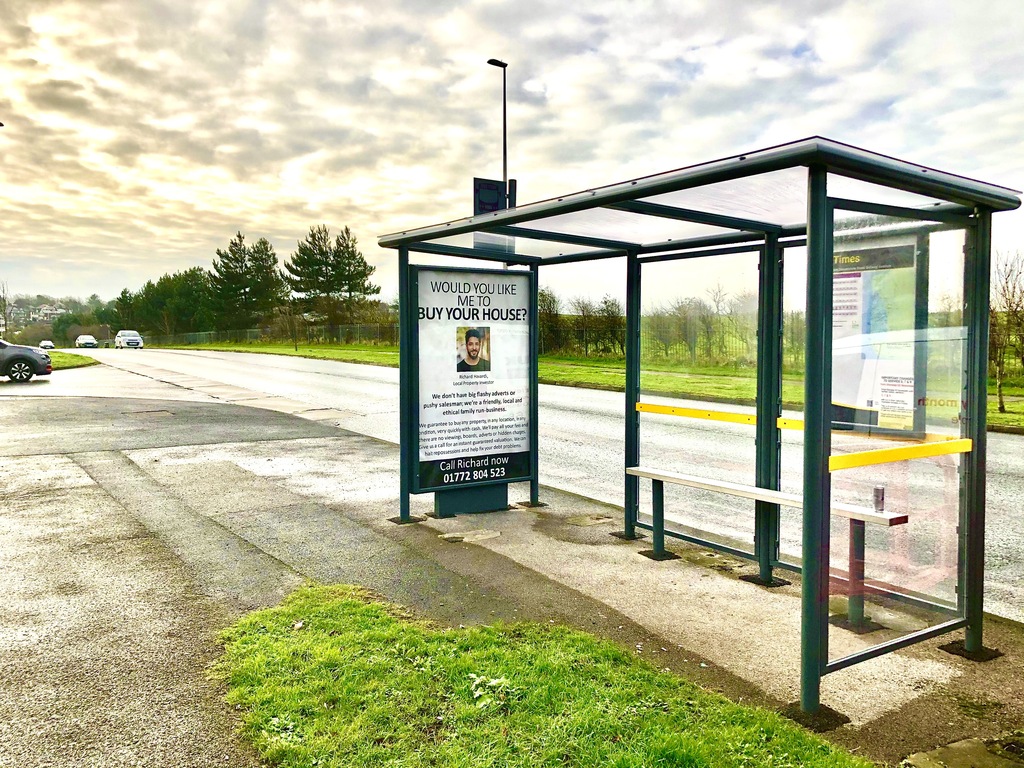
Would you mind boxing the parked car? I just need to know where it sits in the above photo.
[75,334,98,348]
[39,340,55,349]
[114,330,144,349]
[0,339,52,382]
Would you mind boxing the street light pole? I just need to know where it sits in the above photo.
[486,58,508,204]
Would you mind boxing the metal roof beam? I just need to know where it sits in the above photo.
[607,200,783,233]
[408,242,541,265]
[816,142,1020,212]
[492,225,640,252]
[829,197,974,224]
[540,248,630,266]
[637,224,806,255]
[639,243,765,264]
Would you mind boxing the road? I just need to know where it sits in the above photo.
[31,347,1024,623]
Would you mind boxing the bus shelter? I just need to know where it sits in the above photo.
[378,137,1020,714]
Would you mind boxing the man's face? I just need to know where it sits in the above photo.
[466,335,481,361]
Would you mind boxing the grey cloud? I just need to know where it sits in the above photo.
[26,79,93,115]
[233,0,271,44]
[102,136,145,162]
[8,55,41,71]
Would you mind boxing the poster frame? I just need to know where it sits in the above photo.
[408,263,537,494]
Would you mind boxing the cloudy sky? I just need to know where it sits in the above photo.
[1,0,1023,306]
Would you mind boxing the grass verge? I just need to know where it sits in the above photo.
[49,350,99,371]
[217,584,872,768]
[159,341,1024,429]
[162,342,400,367]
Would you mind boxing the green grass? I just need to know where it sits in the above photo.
[157,341,1024,429]
[48,350,99,371]
[217,584,872,768]
[162,341,400,367]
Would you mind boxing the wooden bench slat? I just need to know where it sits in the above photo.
[626,466,908,527]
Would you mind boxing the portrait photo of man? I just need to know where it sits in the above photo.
[457,327,490,372]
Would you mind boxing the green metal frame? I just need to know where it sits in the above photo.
[801,166,833,712]
[623,251,642,539]
[754,232,784,585]
[964,209,992,652]
[379,137,1020,714]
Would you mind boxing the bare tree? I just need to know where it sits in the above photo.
[0,281,11,337]
[672,298,704,364]
[934,292,961,328]
[538,287,564,353]
[597,294,625,354]
[647,304,679,357]
[991,252,1024,413]
[569,296,597,356]
[706,282,730,355]
[728,291,758,359]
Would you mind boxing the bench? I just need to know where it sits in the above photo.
[626,466,909,627]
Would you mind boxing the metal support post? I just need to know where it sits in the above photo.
[529,262,541,505]
[913,233,931,436]
[397,247,413,523]
[623,251,642,539]
[801,167,833,713]
[754,232,784,585]
[964,209,992,652]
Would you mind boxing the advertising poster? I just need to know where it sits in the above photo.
[415,268,532,491]
[832,241,917,430]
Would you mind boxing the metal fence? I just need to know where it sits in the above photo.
[147,323,399,347]
[149,316,805,370]
[146,315,1024,380]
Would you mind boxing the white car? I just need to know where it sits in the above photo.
[114,330,144,349]
[39,340,55,350]
[75,334,98,348]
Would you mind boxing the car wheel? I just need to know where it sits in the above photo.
[6,359,35,383]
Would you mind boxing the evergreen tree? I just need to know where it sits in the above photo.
[284,225,379,326]
[114,288,136,329]
[248,237,290,322]
[168,267,216,333]
[211,232,252,330]
[211,232,288,330]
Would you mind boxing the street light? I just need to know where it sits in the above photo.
[486,58,508,203]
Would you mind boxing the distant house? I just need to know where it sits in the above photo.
[28,304,68,323]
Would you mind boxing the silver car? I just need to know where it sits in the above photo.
[0,340,52,383]
[114,330,144,349]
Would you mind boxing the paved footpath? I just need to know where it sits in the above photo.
[1,367,1023,767]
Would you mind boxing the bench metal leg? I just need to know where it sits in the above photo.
[640,479,679,561]
[653,479,665,555]
[848,519,866,628]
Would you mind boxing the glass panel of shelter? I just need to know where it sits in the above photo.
[825,197,970,666]
[636,251,762,558]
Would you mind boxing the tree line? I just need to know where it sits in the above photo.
[989,251,1024,412]
[538,289,628,356]
[537,285,806,369]
[10,225,385,345]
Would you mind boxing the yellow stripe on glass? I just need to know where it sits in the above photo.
[828,438,972,472]
[635,402,756,425]
[636,402,964,445]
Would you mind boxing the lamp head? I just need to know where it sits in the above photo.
[487,59,507,69]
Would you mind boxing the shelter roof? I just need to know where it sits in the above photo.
[379,137,1020,264]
